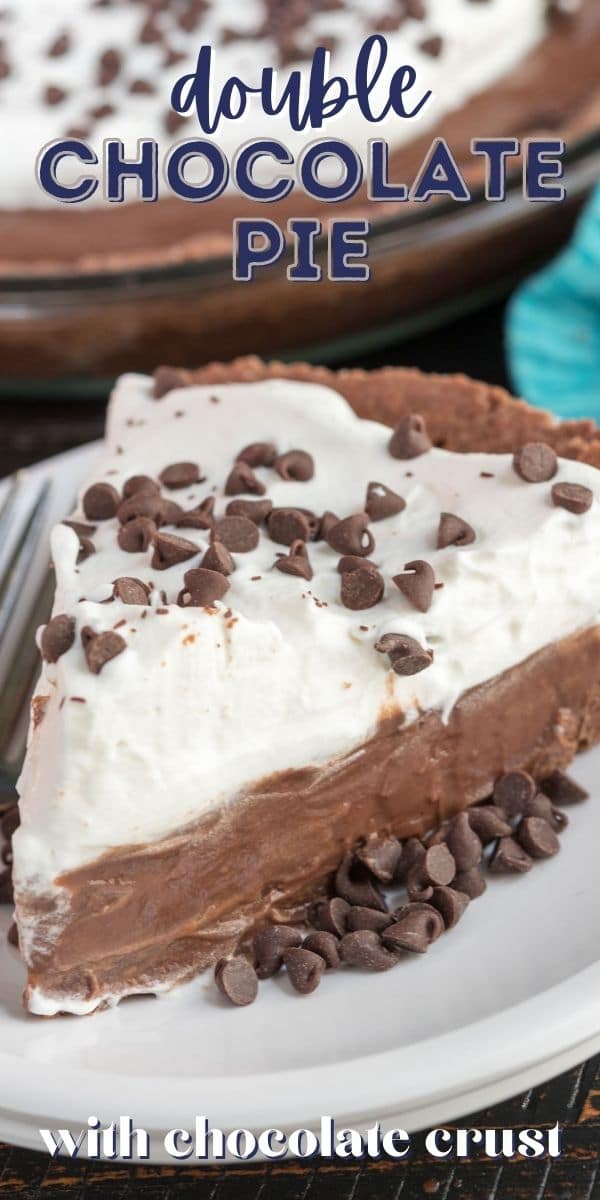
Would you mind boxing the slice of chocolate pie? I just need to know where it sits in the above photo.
[12,361,600,1015]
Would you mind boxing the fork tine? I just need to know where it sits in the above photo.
[0,474,23,551]
[0,566,55,786]
[0,478,52,645]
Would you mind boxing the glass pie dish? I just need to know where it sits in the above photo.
[0,131,597,396]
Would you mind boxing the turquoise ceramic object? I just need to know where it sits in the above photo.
[507,186,600,420]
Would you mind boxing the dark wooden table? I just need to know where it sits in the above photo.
[1,300,598,1197]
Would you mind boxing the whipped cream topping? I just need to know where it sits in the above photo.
[0,0,553,209]
[14,373,600,897]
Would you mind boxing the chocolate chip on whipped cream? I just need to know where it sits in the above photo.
[213,515,260,553]
[122,474,160,499]
[267,507,310,546]
[551,481,593,514]
[159,461,201,490]
[237,442,277,469]
[151,531,198,570]
[153,366,192,399]
[274,449,315,482]
[513,442,558,483]
[389,413,432,460]
[437,512,476,548]
[375,633,433,676]
[83,482,120,521]
[41,614,75,663]
[340,562,384,610]
[112,577,151,606]
[178,567,230,608]
[225,461,266,497]
[226,498,273,525]
[319,510,340,541]
[62,519,97,538]
[393,559,435,613]
[81,626,126,675]
[365,481,406,522]
[202,541,235,576]
[274,539,313,580]
[176,501,215,530]
[117,516,156,553]
[326,513,374,557]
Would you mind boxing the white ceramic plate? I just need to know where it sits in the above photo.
[1,445,600,1163]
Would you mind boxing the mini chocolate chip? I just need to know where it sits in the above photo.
[394,837,426,884]
[81,627,126,675]
[44,84,67,105]
[202,541,235,576]
[326,513,375,558]
[356,835,402,884]
[62,519,97,538]
[375,633,433,676]
[437,512,476,549]
[319,511,340,541]
[178,567,230,607]
[430,886,470,929]
[383,904,444,954]
[444,812,483,872]
[226,498,273,525]
[123,474,160,499]
[151,531,198,570]
[129,78,155,94]
[513,442,558,483]
[213,516,259,553]
[177,503,214,530]
[283,947,324,993]
[0,866,12,905]
[313,897,350,937]
[339,929,398,971]
[112,577,150,605]
[303,931,341,969]
[253,926,302,979]
[340,564,384,610]
[83,482,120,520]
[1,806,19,843]
[453,868,487,899]
[268,507,310,546]
[489,836,533,874]
[153,365,192,398]
[541,770,588,806]
[118,516,157,553]
[7,921,18,946]
[393,560,435,613]
[275,450,314,482]
[522,792,568,833]
[41,614,75,663]
[517,816,560,859]
[159,462,201,490]
[389,414,432,459]
[237,442,277,468]
[98,46,122,85]
[215,957,258,1006]
[346,906,393,933]
[493,770,536,818]
[551,482,593,514]
[274,540,313,580]
[335,852,387,911]
[365,482,406,522]
[225,461,266,497]
[117,492,166,526]
[467,805,512,843]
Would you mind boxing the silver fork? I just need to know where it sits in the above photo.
[0,474,54,805]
